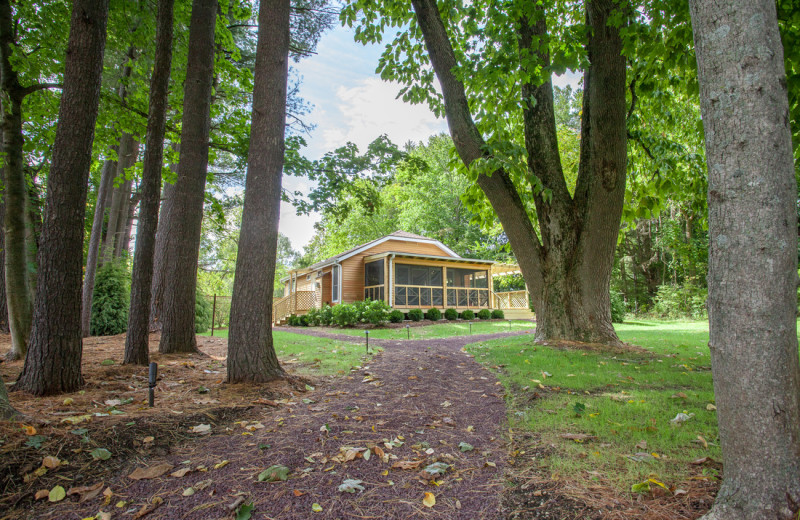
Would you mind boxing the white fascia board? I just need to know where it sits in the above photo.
[338,236,460,263]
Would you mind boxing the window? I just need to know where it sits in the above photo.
[364,259,384,287]
[332,265,340,302]
[447,268,489,288]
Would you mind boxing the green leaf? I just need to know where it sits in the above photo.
[458,442,474,452]
[312,503,323,513]
[631,481,651,493]
[572,402,586,416]
[90,448,112,461]
[257,465,290,482]
[25,435,47,449]
[48,485,66,502]
[100,359,115,366]
[423,462,449,475]
[337,479,365,493]
[235,503,254,520]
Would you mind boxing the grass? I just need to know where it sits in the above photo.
[198,328,379,377]
[302,319,536,340]
[466,319,720,493]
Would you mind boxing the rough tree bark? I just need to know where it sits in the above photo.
[113,140,140,258]
[101,133,136,262]
[409,0,626,345]
[119,189,139,257]
[158,0,217,354]
[15,0,109,395]
[125,0,174,366]
[227,0,289,383]
[0,373,17,419]
[690,1,800,518]
[0,0,33,359]
[149,177,175,331]
[81,156,116,336]
[0,199,8,333]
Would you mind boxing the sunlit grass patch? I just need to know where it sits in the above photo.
[307,319,536,340]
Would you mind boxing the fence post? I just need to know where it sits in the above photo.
[211,294,217,337]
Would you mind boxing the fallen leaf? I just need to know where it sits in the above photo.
[559,433,596,442]
[67,481,104,502]
[635,440,647,450]
[190,424,211,434]
[48,485,66,502]
[423,462,449,475]
[171,467,192,478]
[392,460,423,470]
[338,479,365,493]
[193,479,213,491]
[213,460,229,470]
[128,463,173,480]
[42,456,61,469]
[182,487,195,497]
[312,503,323,513]
[143,436,155,444]
[440,401,452,408]
[235,503,254,520]
[34,489,49,500]
[697,435,708,449]
[91,448,112,461]
[671,392,688,400]
[96,512,112,520]
[422,492,436,508]
[63,398,74,406]
[706,403,717,411]
[258,465,290,482]
[132,496,163,519]
[293,489,305,497]
[690,456,714,465]
[458,442,474,452]
[22,425,37,436]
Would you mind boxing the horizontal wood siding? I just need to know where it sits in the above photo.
[340,240,450,303]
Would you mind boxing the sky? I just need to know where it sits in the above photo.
[279,23,581,253]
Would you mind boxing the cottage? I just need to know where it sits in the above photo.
[275,231,533,324]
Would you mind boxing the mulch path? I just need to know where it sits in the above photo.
[4,329,532,520]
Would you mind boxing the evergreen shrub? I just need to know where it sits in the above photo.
[477,309,491,320]
[426,308,441,321]
[408,308,424,321]
[195,292,212,333]
[460,309,475,320]
[90,262,130,336]
[491,309,505,319]
[444,308,458,320]
[389,309,405,323]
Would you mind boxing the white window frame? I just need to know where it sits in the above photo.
[332,265,341,303]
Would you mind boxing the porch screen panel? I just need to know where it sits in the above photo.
[394,264,443,308]
[364,259,385,301]
[446,267,490,308]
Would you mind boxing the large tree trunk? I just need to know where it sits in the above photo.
[15,0,109,396]
[0,373,17,419]
[119,189,139,258]
[409,0,626,345]
[125,0,174,366]
[0,199,8,333]
[158,0,216,354]
[101,133,136,263]
[690,1,800,518]
[81,156,116,336]
[227,0,289,383]
[149,177,175,331]
[0,0,32,359]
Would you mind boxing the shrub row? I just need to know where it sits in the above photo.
[287,299,507,327]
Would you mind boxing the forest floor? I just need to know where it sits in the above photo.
[0,326,716,520]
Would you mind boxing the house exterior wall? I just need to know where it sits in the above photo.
[340,239,452,303]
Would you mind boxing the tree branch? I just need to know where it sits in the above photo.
[20,82,62,97]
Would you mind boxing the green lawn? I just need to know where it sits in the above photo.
[301,319,536,340]
[199,329,378,376]
[466,320,720,492]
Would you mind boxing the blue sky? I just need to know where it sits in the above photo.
[279,23,580,252]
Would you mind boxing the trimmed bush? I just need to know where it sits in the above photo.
[195,292,212,333]
[389,309,405,323]
[425,308,441,321]
[444,308,458,321]
[460,309,475,320]
[477,309,491,320]
[287,314,300,326]
[491,309,505,319]
[90,262,130,336]
[332,303,359,327]
[355,299,391,325]
[299,314,311,326]
[408,308,424,321]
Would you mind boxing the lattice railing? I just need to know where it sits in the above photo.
[493,290,529,309]
[272,291,317,324]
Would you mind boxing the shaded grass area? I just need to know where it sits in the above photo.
[274,330,381,376]
[466,320,720,493]
[303,319,536,340]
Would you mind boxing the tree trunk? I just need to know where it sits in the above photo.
[0,0,32,359]
[410,0,625,345]
[101,132,135,263]
[0,373,17,419]
[81,156,116,336]
[125,0,174,366]
[0,199,8,333]
[120,189,139,258]
[15,0,109,396]
[113,139,139,258]
[149,177,175,331]
[690,1,800,518]
[227,0,289,383]
[158,0,217,354]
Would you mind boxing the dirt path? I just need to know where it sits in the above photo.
[37,330,530,520]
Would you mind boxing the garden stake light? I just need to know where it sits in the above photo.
[148,362,157,407]
[365,330,369,354]
[406,324,410,339]
[470,322,472,335]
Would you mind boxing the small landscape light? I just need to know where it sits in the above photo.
[148,362,158,407]
[405,323,410,340]
[365,330,370,354]
[469,322,472,335]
